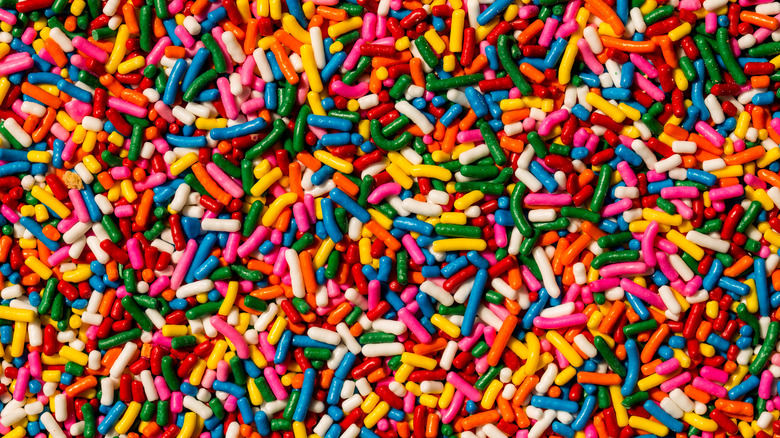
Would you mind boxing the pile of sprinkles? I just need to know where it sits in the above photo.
[4,0,780,436]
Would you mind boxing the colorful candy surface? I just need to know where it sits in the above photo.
[3,0,780,436]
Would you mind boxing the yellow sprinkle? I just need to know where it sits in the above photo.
[450,10,465,52]
[162,325,189,337]
[424,29,446,54]
[665,229,704,260]
[170,153,199,176]
[0,307,37,324]
[327,17,363,39]
[262,192,298,227]
[3,427,27,438]
[401,352,437,370]
[681,413,718,432]
[480,379,503,409]
[177,412,197,438]
[117,56,145,74]
[267,317,287,345]
[637,372,674,391]
[394,363,414,383]
[360,392,380,413]
[419,394,438,408]
[410,164,452,181]
[431,238,486,252]
[28,151,51,163]
[546,330,583,367]
[62,264,91,283]
[385,163,413,189]
[31,186,71,218]
[669,22,692,41]
[313,150,353,174]
[628,417,668,436]
[219,281,239,316]
[10,321,25,357]
[25,256,52,280]
[453,191,484,210]
[586,92,626,123]
[206,340,228,369]
[438,383,455,409]
[292,422,307,438]
[430,314,460,337]
[554,366,577,386]
[59,346,89,366]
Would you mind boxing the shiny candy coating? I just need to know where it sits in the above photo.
[1,0,780,437]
